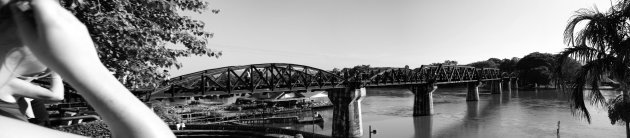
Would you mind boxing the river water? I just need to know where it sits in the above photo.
[266,87,626,138]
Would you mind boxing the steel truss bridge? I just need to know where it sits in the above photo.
[147,63,518,138]
[151,63,517,98]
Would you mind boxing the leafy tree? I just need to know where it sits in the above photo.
[467,60,497,68]
[516,52,555,70]
[521,66,552,85]
[444,60,457,65]
[431,60,458,66]
[558,0,630,136]
[498,57,520,72]
[556,57,582,83]
[487,58,503,66]
[350,65,371,73]
[60,0,221,89]
[516,52,556,86]
[331,68,341,74]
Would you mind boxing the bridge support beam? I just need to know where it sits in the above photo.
[467,81,482,101]
[328,87,366,138]
[412,84,438,116]
[490,80,502,94]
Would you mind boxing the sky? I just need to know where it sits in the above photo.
[169,0,614,77]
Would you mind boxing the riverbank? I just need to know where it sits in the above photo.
[152,100,332,124]
[52,120,331,138]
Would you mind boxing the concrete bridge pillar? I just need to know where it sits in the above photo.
[514,78,519,89]
[412,84,438,116]
[467,81,482,101]
[506,78,512,91]
[491,80,502,94]
[328,87,366,138]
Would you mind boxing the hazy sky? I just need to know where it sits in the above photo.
[170,0,613,76]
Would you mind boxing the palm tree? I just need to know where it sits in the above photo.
[558,0,630,137]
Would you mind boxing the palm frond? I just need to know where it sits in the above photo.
[569,69,591,122]
[557,45,600,65]
[567,57,615,123]
[564,8,599,46]
[608,94,630,125]
[555,45,600,90]
[565,6,625,54]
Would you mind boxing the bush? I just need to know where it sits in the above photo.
[53,120,111,137]
[152,103,182,123]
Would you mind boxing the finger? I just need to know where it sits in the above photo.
[9,3,37,46]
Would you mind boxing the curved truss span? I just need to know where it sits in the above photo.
[153,63,346,96]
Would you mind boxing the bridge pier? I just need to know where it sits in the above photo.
[514,78,519,89]
[328,87,366,138]
[466,81,482,101]
[490,80,502,94]
[412,84,438,116]
[503,78,513,92]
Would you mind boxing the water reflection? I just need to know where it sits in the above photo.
[433,94,501,138]
[413,116,432,138]
[366,88,413,97]
[501,90,511,104]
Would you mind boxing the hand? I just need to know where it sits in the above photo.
[10,0,103,79]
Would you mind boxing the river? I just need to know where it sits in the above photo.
[263,87,626,138]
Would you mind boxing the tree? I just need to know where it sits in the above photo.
[558,0,630,137]
[516,52,555,86]
[498,57,520,72]
[331,68,341,73]
[60,0,221,88]
[431,60,458,66]
[487,58,503,66]
[517,52,555,70]
[467,60,497,68]
[556,58,582,84]
[350,65,371,73]
[521,66,552,86]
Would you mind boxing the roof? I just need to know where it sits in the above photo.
[300,91,327,98]
[248,92,285,100]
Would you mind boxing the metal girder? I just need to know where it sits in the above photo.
[153,63,518,97]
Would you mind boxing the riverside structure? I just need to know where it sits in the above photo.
[150,63,518,138]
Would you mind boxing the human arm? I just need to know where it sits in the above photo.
[8,73,64,101]
[9,0,174,138]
